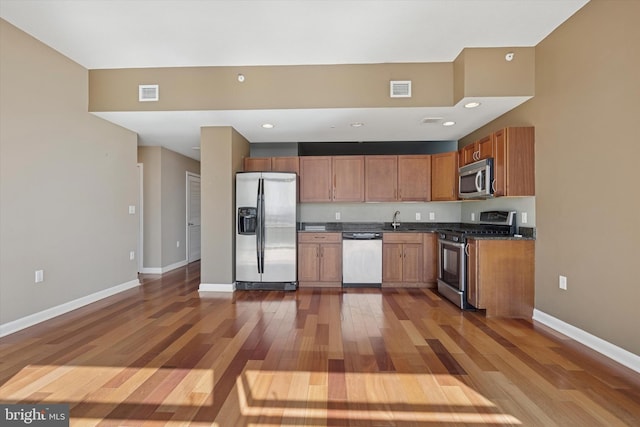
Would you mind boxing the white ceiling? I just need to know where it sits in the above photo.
[1,0,589,160]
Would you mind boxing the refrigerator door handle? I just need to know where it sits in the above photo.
[256,178,263,274]
[260,178,266,273]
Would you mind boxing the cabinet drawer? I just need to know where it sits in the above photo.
[383,232,422,244]
[298,232,342,243]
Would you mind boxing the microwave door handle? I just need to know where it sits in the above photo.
[475,171,482,192]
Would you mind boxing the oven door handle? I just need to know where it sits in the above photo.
[465,243,470,256]
[438,239,465,249]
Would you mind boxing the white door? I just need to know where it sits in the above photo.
[187,173,201,263]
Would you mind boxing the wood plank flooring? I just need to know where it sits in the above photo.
[1,261,639,426]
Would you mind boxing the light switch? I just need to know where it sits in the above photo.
[521,212,528,224]
[129,205,136,214]
[35,270,44,283]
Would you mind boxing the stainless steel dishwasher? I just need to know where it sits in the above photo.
[342,232,383,287]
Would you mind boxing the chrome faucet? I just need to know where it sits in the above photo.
[391,210,401,229]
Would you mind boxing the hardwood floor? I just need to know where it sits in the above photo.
[1,261,639,426]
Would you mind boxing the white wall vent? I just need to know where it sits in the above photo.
[421,117,443,124]
[139,84,159,102]
[390,80,411,98]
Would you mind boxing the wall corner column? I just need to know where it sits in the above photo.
[199,126,249,291]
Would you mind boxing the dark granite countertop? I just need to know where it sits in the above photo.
[297,222,536,240]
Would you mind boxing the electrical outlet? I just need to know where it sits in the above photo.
[130,251,135,261]
[415,212,421,221]
[35,270,44,283]
[429,212,435,221]
[559,275,567,290]
[335,212,341,220]
[521,212,528,224]
[129,205,136,214]
[471,212,476,221]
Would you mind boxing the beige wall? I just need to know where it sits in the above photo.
[460,0,640,355]
[200,127,249,286]
[137,146,200,270]
[160,147,200,267]
[89,63,454,111]
[0,20,139,325]
[137,147,162,268]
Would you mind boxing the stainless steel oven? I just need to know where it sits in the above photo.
[437,234,469,309]
[436,210,517,309]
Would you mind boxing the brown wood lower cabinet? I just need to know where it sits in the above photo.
[422,232,438,286]
[466,238,534,318]
[382,233,423,287]
[297,233,342,287]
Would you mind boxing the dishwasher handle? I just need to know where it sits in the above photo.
[342,232,383,240]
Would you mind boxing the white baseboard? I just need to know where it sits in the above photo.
[199,282,236,292]
[140,259,188,275]
[0,278,140,338]
[533,309,640,374]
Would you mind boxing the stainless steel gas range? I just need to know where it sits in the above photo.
[437,211,516,309]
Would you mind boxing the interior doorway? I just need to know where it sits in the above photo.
[186,172,201,263]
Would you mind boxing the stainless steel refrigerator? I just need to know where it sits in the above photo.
[235,172,298,290]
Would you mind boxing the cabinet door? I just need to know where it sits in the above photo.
[398,155,431,201]
[319,243,342,282]
[492,129,507,197]
[300,156,332,202]
[244,157,272,171]
[466,240,480,308]
[431,151,458,201]
[477,135,494,160]
[422,233,438,284]
[382,243,403,282]
[402,243,423,283]
[272,156,299,174]
[460,144,477,166]
[333,156,364,202]
[298,243,320,282]
[365,156,397,201]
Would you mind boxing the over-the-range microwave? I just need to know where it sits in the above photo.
[458,158,494,199]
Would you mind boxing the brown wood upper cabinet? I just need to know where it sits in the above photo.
[492,127,535,197]
[430,151,458,201]
[365,155,431,202]
[244,156,300,174]
[458,127,535,197]
[299,156,364,202]
[243,157,272,171]
[460,135,493,166]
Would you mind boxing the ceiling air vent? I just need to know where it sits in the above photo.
[390,80,411,98]
[139,84,159,102]
[421,117,443,124]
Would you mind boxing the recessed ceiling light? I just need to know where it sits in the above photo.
[237,73,245,82]
[464,101,481,109]
[350,122,364,128]
[442,121,456,127]
[262,123,274,129]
